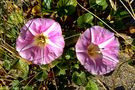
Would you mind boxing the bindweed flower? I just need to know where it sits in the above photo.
[75,26,119,75]
[16,18,65,65]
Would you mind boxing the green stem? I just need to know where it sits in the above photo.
[77,2,135,48]
[64,33,81,40]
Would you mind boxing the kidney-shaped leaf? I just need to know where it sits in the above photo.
[96,0,108,10]
[77,13,93,28]
[57,0,77,15]
[72,71,87,86]
[85,80,98,90]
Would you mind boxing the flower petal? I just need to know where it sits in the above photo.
[25,18,56,35]
[75,29,91,52]
[90,26,114,45]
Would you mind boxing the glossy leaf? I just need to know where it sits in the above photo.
[96,0,108,10]
[77,13,93,28]
[57,0,77,15]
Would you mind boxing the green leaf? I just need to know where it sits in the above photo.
[3,60,11,70]
[35,70,48,81]
[58,69,66,75]
[56,62,67,76]
[50,60,59,68]
[73,64,79,69]
[40,64,50,71]
[97,21,104,27]
[8,11,24,26]
[77,13,93,28]
[0,48,5,57]
[11,80,19,87]
[72,71,87,86]
[13,59,29,78]
[57,0,77,16]
[85,80,98,90]
[65,55,71,60]
[6,27,18,39]
[128,60,135,66]
[11,87,19,90]
[119,11,129,16]
[43,0,52,9]
[89,0,96,5]
[96,0,108,10]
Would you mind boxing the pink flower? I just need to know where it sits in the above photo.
[75,26,119,75]
[16,18,65,65]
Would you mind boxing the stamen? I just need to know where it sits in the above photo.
[33,34,48,47]
[87,43,102,60]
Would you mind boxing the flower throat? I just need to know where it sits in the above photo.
[87,43,102,60]
[33,34,48,48]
